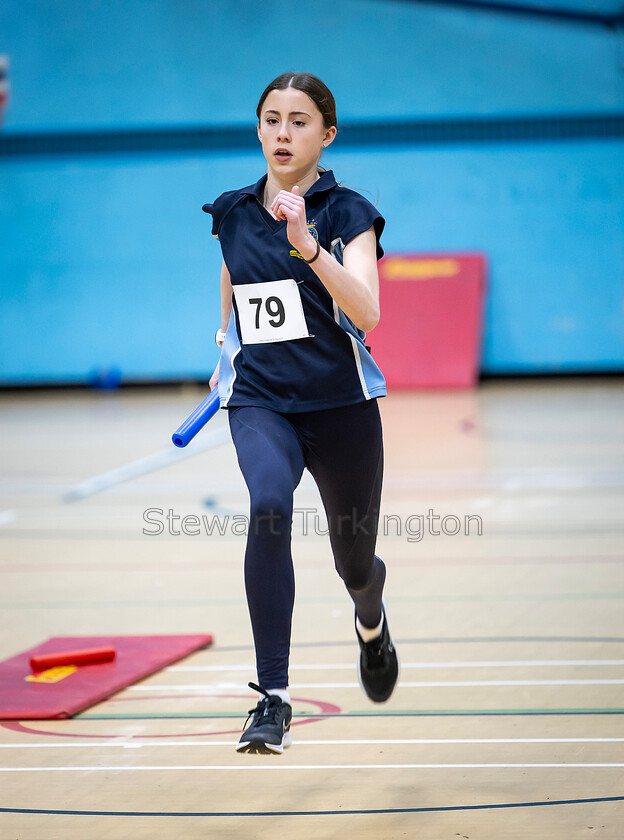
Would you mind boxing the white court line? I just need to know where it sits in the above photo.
[63,425,230,501]
[168,660,624,672]
[128,679,624,691]
[0,738,623,749]
[1,763,623,772]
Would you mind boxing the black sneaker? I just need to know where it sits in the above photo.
[236,682,292,754]
[356,608,400,702]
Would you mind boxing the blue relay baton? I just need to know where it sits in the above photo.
[172,388,220,448]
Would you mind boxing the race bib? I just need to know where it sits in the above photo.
[233,279,310,345]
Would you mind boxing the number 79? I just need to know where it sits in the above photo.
[249,296,286,329]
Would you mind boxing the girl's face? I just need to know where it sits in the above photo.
[257,87,336,179]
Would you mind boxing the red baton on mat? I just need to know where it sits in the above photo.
[30,646,116,671]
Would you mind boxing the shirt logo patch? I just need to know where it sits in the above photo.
[290,220,318,260]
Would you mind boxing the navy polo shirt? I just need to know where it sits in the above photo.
[204,169,387,413]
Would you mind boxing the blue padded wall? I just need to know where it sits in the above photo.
[1,0,623,382]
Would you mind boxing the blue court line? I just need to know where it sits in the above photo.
[1,794,622,817]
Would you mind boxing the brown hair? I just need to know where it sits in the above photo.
[256,72,337,130]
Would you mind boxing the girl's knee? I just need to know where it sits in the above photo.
[338,553,385,592]
[250,491,291,535]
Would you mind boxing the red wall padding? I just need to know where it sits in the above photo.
[370,253,487,389]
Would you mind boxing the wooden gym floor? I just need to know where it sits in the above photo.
[0,377,623,839]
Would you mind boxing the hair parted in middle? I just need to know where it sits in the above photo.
[256,72,337,130]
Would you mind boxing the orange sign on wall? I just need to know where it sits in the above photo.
[369,253,487,389]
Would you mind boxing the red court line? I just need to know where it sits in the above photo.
[0,694,341,739]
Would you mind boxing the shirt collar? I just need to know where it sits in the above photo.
[240,169,338,200]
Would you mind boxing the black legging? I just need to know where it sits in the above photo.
[228,399,386,689]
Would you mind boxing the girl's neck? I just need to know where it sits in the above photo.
[263,167,320,209]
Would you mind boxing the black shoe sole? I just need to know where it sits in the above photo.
[236,732,292,755]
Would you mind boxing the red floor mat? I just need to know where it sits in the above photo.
[0,634,213,719]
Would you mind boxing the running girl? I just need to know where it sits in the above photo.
[205,72,399,754]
